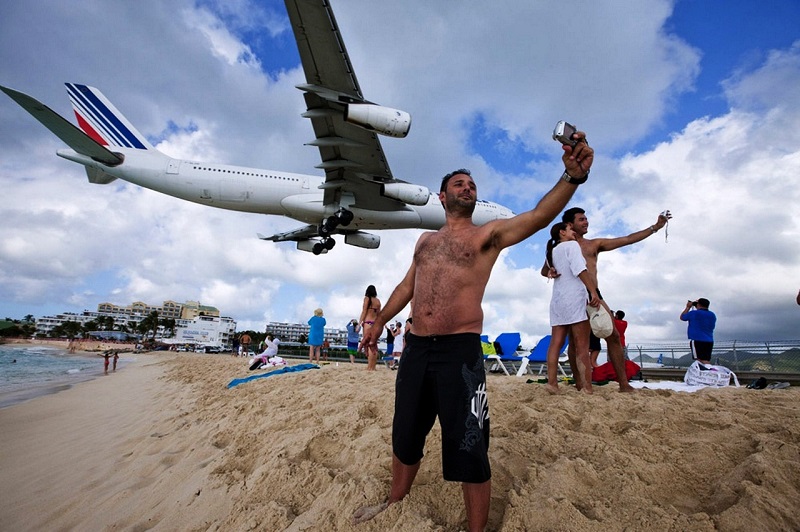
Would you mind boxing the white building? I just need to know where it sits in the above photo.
[265,321,348,346]
[169,315,236,348]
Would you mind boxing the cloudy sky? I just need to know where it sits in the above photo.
[1,0,799,347]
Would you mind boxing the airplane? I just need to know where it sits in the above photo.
[1,0,513,255]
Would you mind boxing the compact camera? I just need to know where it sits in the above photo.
[552,120,577,147]
[661,209,671,218]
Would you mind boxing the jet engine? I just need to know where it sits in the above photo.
[345,232,380,249]
[344,104,411,138]
[380,183,430,206]
[297,239,328,254]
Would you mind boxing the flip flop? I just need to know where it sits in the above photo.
[747,377,767,389]
[766,382,790,390]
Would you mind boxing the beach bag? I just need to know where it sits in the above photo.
[683,360,740,387]
[586,305,613,338]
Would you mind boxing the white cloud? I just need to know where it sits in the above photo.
[1,0,798,344]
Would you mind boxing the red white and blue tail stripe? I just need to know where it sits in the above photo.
[66,83,154,150]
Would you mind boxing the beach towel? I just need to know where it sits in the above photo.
[227,363,319,388]
[592,360,641,382]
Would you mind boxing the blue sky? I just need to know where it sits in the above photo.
[1,0,799,346]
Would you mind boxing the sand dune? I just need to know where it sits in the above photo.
[1,352,798,531]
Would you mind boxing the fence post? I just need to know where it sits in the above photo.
[765,341,775,372]
[732,340,738,371]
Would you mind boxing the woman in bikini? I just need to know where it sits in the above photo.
[359,285,381,370]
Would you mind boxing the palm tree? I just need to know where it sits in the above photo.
[160,318,176,338]
[139,310,160,340]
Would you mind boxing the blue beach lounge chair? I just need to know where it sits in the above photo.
[516,335,569,377]
[483,332,525,376]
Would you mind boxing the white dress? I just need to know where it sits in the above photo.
[549,240,589,326]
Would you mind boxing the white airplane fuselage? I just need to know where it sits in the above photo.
[57,147,513,232]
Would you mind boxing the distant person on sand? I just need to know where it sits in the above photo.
[389,321,405,369]
[112,352,119,372]
[231,336,239,357]
[385,323,395,358]
[102,352,111,374]
[346,319,361,364]
[355,126,593,531]
[322,339,330,362]
[543,222,600,394]
[359,285,381,371]
[239,333,252,357]
[680,298,716,364]
[308,308,326,363]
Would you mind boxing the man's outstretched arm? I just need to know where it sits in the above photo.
[596,212,672,252]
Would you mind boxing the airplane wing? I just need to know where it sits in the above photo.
[257,225,319,242]
[285,0,413,212]
[0,85,123,166]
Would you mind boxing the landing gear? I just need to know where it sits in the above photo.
[315,208,353,253]
[311,237,336,255]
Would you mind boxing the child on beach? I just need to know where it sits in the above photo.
[544,222,601,394]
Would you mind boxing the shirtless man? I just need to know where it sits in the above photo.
[542,207,671,392]
[354,131,593,531]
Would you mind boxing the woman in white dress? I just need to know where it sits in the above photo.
[544,222,600,394]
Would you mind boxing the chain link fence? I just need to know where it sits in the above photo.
[627,340,800,373]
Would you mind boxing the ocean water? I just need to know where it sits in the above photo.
[0,344,109,408]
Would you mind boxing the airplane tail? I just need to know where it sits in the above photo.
[65,83,155,150]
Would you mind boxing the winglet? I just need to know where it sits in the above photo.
[1,84,123,165]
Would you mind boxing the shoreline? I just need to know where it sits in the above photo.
[2,337,138,356]
[0,341,137,409]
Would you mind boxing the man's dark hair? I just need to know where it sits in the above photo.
[562,207,585,224]
[615,310,625,320]
[440,168,471,193]
[697,298,710,308]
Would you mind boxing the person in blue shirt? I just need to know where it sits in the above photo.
[307,308,326,363]
[680,298,716,364]
[346,319,361,364]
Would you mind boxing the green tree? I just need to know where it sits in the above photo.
[137,311,160,340]
[53,321,82,339]
[160,318,176,338]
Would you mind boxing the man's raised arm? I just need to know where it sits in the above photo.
[597,212,672,253]
[496,131,594,249]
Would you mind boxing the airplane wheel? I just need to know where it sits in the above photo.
[312,242,325,255]
[338,209,354,226]
[324,238,336,250]
[319,222,331,237]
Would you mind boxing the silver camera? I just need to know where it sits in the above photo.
[552,120,577,147]
[660,209,671,218]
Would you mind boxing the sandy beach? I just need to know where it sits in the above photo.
[1,352,798,531]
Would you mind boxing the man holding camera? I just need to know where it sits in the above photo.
[680,298,716,364]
